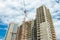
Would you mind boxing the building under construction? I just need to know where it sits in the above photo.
[5,5,56,40]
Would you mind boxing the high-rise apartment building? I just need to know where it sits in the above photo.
[5,22,19,40]
[5,5,56,40]
[19,21,34,40]
[33,5,56,40]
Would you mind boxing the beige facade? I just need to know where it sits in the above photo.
[35,5,56,40]
[20,21,34,40]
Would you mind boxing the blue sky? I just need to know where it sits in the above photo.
[0,0,60,40]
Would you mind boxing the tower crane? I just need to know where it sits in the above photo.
[16,0,27,40]
[21,0,27,40]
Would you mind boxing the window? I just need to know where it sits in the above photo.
[38,39,40,40]
[11,33,16,40]
[38,36,40,37]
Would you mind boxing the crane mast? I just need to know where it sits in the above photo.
[15,0,27,40]
[21,0,27,40]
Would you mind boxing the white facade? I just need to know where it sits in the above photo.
[5,23,19,40]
